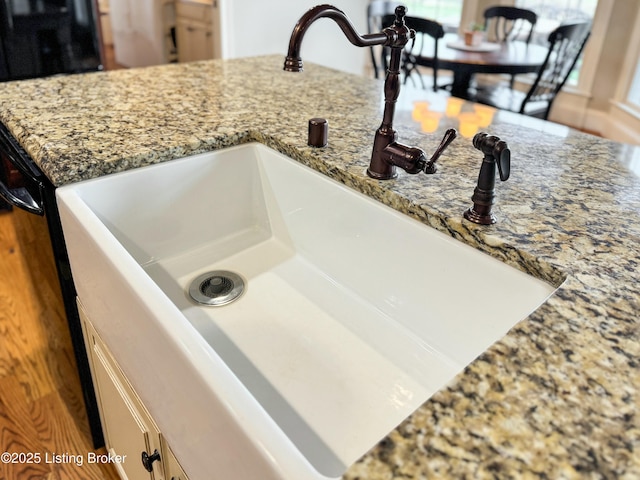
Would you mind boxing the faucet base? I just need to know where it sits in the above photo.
[464,206,497,225]
[366,166,398,180]
[284,56,303,72]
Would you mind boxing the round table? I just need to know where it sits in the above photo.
[409,33,549,99]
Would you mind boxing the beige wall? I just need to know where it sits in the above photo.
[220,0,371,76]
[587,1,639,112]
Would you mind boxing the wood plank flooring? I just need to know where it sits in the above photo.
[0,208,119,480]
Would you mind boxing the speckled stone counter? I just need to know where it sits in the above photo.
[1,55,638,479]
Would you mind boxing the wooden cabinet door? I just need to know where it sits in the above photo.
[81,307,165,480]
[176,18,214,62]
[91,343,164,480]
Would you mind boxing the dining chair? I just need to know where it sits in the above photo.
[382,14,446,92]
[480,6,537,89]
[473,22,591,120]
[483,6,537,44]
[367,0,401,78]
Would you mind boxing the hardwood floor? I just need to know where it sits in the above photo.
[0,208,119,480]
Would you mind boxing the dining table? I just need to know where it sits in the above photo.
[408,32,550,100]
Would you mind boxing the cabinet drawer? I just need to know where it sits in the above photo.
[176,0,212,23]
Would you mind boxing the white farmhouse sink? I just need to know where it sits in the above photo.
[57,143,558,479]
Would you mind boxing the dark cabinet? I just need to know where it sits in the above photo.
[0,0,102,81]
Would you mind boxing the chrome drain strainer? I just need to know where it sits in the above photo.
[188,270,245,306]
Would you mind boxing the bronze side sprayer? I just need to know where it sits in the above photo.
[284,4,457,179]
[464,132,511,225]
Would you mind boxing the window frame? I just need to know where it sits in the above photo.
[402,0,464,31]
[614,5,640,112]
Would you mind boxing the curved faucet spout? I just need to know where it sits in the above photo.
[283,5,457,179]
[284,4,390,72]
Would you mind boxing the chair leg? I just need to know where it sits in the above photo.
[404,68,426,89]
[370,48,379,79]
[416,70,426,89]
[402,58,426,90]
[403,71,419,88]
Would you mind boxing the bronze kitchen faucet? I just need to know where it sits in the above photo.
[284,4,456,180]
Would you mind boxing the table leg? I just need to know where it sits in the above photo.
[451,71,473,100]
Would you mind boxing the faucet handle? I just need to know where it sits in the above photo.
[373,128,457,178]
[493,140,510,181]
[385,5,415,46]
[394,5,407,23]
[472,132,510,181]
[424,128,457,174]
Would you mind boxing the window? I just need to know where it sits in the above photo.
[402,0,463,31]
[515,0,597,85]
[516,0,597,36]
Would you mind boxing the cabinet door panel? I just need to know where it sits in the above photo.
[176,18,214,62]
[92,342,161,480]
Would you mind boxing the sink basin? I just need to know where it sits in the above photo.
[57,143,558,479]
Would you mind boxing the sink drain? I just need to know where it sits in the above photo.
[188,270,245,306]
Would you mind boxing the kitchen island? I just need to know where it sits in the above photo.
[0,55,638,479]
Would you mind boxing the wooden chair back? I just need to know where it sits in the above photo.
[367,0,401,78]
[382,14,445,92]
[483,6,537,44]
[522,22,591,119]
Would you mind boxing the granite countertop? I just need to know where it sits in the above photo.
[1,55,638,479]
